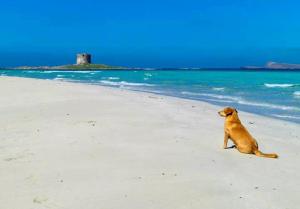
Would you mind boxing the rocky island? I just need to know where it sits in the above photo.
[265,61,300,69]
[6,53,128,70]
[242,61,300,70]
[12,64,127,70]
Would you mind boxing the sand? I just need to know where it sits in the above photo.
[0,76,299,209]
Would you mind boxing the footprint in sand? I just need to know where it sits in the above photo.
[4,156,24,162]
[25,174,39,185]
[87,120,96,126]
[74,120,97,127]
[4,151,34,162]
[33,196,48,204]
[33,196,61,209]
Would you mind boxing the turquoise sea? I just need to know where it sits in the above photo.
[1,69,300,123]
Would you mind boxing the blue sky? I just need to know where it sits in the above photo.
[1,0,300,67]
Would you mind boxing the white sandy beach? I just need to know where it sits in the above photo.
[0,76,300,209]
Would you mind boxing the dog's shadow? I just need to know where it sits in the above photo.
[225,145,236,149]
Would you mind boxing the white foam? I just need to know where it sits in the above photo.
[119,81,155,86]
[99,80,119,86]
[264,83,296,88]
[23,70,40,73]
[181,92,240,102]
[29,70,60,73]
[181,91,300,111]
[144,73,153,77]
[107,77,120,80]
[237,100,300,111]
[271,114,300,120]
[71,71,100,73]
[100,80,155,87]
[43,70,101,74]
[53,77,76,82]
[212,87,225,91]
[205,98,233,103]
[294,91,300,98]
[53,78,65,81]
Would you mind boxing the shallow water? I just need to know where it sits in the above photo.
[1,68,300,123]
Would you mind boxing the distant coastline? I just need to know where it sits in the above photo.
[242,61,300,70]
[2,61,300,71]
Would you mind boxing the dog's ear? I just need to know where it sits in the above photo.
[234,108,238,113]
[223,107,234,116]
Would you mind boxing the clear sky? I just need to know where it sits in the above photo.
[1,0,300,67]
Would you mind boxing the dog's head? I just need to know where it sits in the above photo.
[218,107,238,117]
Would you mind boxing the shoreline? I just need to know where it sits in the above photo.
[3,67,300,72]
[1,73,299,125]
[1,76,300,209]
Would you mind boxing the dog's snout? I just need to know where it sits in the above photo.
[218,110,226,117]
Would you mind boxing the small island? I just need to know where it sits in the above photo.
[8,53,128,70]
[242,61,300,70]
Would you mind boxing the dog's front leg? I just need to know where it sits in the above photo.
[223,132,229,149]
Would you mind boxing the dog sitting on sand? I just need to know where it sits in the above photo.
[218,107,278,158]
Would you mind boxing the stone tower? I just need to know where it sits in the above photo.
[76,53,91,65]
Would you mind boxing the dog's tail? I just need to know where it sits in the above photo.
[254,150,278,158]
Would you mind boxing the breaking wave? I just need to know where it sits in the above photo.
[212,87,225,91]
[181,91,300,111]
[264,83,297,88]
[107,77,120,80]
[53,77,66,81]
[181,92,240,101]
[294,91,300,98]
[99,80,155,87]
[271,114,300,120]
[42,70,101,74]
[144,73,153,77]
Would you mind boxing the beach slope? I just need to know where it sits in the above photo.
[0,77,299,209]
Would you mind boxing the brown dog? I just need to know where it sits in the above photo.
[218,107,278,158]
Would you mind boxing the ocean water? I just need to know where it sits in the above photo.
[1,69,300,123]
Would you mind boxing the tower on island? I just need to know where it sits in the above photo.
[76,53,91,65]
